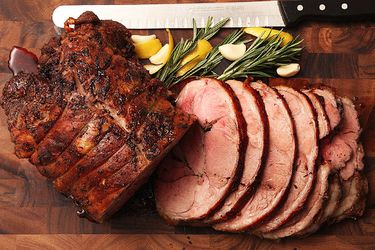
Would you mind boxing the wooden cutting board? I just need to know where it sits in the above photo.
[0,0,374,249]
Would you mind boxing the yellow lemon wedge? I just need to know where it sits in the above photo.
[177,39,213,77]
[134,38,162,59]
[244,27,293,47]
[131,34,157,44]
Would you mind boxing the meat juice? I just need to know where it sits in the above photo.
[8,46,38,75]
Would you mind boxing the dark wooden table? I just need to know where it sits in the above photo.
[0,0,374,249]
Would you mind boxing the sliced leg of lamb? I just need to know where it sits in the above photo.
[297,173,342,236]
[253,86,319,234]
[213,81,296,232]
[312,88,343,131]
[330,170,368,224]
[261,163,331,239]
[154,78,247,224]
[205,80,268,224]
[303,90,330,139]
[321,97,364,179]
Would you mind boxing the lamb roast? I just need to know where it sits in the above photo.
[1,11,194,222]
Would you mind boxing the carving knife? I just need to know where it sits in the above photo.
[52,0,374,29]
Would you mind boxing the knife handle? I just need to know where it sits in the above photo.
[278,0,375,26]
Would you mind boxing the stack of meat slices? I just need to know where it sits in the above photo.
[154,77,368,239]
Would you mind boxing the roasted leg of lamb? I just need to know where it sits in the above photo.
[0,11,194,222]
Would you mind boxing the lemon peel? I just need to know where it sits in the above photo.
[134,38,162,59]
[244,27,293,47]
[177,39,212,77]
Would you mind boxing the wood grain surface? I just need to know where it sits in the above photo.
[0,0,374,249]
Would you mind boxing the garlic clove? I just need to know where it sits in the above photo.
[150,44,170,65]
[144,64,164,75]
[131,34,157,44]
[277,63,300,78]
[219,43,246,61]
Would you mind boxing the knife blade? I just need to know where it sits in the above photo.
[52,0,375,29]
[52,1,285,29]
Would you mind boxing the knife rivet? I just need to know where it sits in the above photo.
[341,3,348,10]
[297,4,303,11]
[319,4,326,11]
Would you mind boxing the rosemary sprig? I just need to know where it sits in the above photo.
[218,33,303,81]
[157,17,230,86]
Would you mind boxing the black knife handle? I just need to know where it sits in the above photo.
[278,0,375,26]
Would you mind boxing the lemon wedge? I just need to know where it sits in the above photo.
[177,39,212,77]
[134,38,162,59]
[131,34,156,44]
[219,43,246,61]
[244,27,293,47]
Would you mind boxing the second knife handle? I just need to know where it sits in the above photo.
[278,0,375,26]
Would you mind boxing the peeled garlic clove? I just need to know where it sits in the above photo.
[144,64,164,75]
[219,43,246,61]
[131,34,157,44]
[277,63,300,77]
[150,44,170,65]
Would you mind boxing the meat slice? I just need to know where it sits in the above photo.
[261,163,331,239]
[312,88,343,131]
[321,97,364,179]
[29,94,93,166]
[214,81,296,232]
[253,86,318,234]
[330,171,368,223]
[303,90,330,139]
[320,174,342,222]
[297,173,342,236]
[205,80,268,224]
[154,78,247,224]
